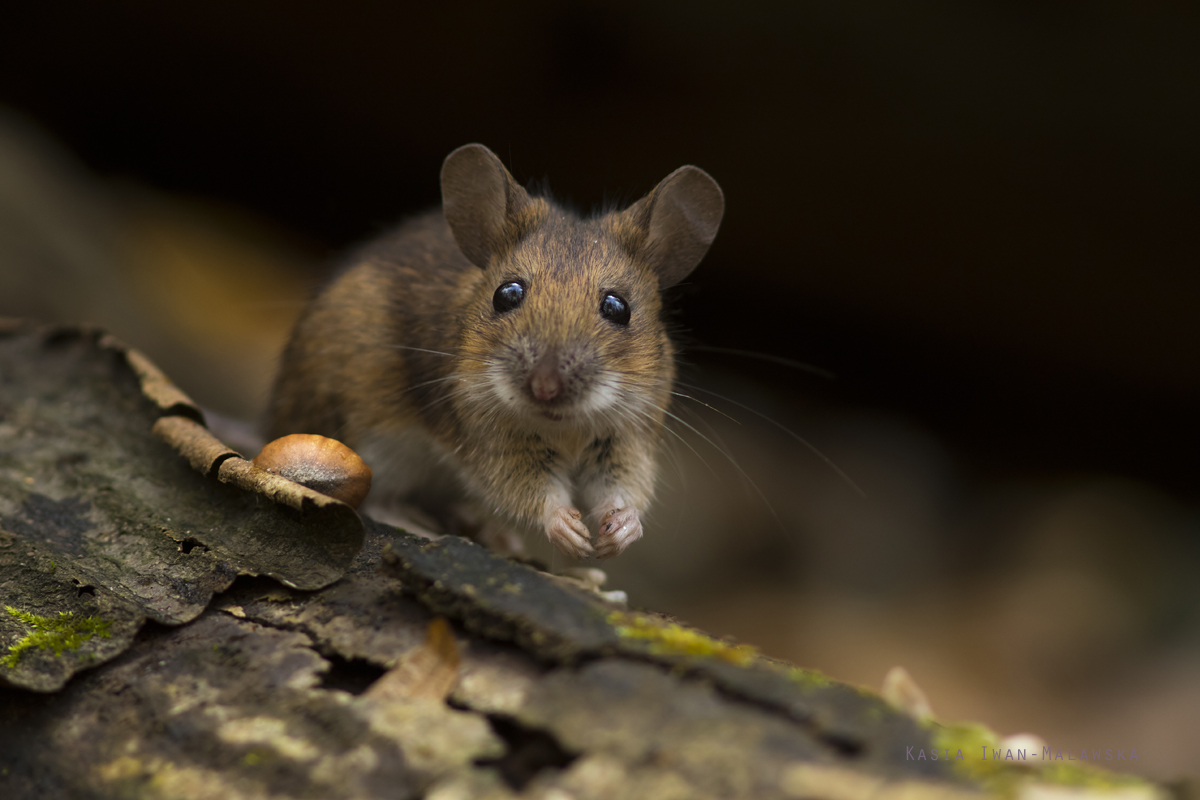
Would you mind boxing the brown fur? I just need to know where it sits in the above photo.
[268,144,723,559]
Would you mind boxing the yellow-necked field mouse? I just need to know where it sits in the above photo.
[267,144,723,559]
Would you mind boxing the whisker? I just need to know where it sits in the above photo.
[398,374,468,395]
[670,391,742,426]
[385,345,458,358]
[656,405,702,495]
[614,397,718,480]
[680,345,835,380]
[643,398,785,529]
[678,402,738,470]
[414,381,486,415]
[676,380,866,498]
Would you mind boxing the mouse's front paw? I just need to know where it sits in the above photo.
[595,507,642,559]
[545,505,594,559]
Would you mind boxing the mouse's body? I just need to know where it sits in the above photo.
[268,144,723,559]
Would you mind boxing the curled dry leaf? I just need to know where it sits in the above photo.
[881,665,933,722]
[0,325,365,690]
[366,617,461,702]
[253,433,373,509]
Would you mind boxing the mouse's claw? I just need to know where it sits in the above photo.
[545,505,594,559]
[595,507,642,559]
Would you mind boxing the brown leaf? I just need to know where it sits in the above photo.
[881,665,933,722]
[366,618,460,702]
[151,415,239,477]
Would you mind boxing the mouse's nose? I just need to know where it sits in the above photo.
[529,359,562,402]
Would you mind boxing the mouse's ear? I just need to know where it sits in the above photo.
[441,144,534,269]
[621,165,724,287]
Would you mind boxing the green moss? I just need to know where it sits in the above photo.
[607,611,758,666]
[862,704,885,723]
[786,666,833,693]
[929,721,1150,798]
[930,722,1013,794]
[0,605,113,669]
[1041,762,1146,789]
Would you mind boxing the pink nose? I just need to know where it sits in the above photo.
[529,361,562,401]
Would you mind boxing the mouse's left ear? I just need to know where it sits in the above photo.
[441,143,536,269]
[619,165,724,287]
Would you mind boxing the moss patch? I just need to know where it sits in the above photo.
[1,605,113,669]
[929,720,1151,798]
[786,665,833,693]
[607,612,758,666]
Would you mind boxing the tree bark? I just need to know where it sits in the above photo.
[0,322,1171,800]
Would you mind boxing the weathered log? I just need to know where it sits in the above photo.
[0,323,1171,799]
[0,322,363,691]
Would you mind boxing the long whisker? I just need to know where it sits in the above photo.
[680,345,836,380]
[385,345,458,358]
[677,401,738,475]
[676,380,866,498]
[609,395,664,439]
[398,374,468,395]
[670,391,742,426]
[416,381,489,415]
[642,398,784,529]
[614,397,719,480]
[653,419,689,494]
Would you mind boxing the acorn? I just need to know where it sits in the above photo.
[252,434,373,509]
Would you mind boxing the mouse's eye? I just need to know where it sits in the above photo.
[600,292,630,326]
[493,281,526,313]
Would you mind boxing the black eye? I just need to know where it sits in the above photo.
[493,281,525,313]
[600,292,630,325]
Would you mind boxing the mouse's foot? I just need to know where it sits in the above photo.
[595,507,642,560]
[544,505,594,559]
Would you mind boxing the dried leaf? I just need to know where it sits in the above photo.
[151,415,240,476]
[367,617,461,702]
[0,324,363,691]
[881,665,933,721]
[106,335,205,423]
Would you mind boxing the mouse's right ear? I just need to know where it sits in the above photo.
[441,144,534,269]
[619,165,724,288]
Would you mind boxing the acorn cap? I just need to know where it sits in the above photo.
[253,434,373,509]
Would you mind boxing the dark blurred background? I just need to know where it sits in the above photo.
[1,1,1197,779]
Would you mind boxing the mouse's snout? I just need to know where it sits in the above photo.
[528,358,562,402]
[517,345,599,414]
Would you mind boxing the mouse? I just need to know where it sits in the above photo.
[267,143,723,559]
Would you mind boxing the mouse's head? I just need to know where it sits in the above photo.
[441,143,724,431]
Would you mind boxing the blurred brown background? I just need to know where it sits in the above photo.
[1,1,1197,780]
